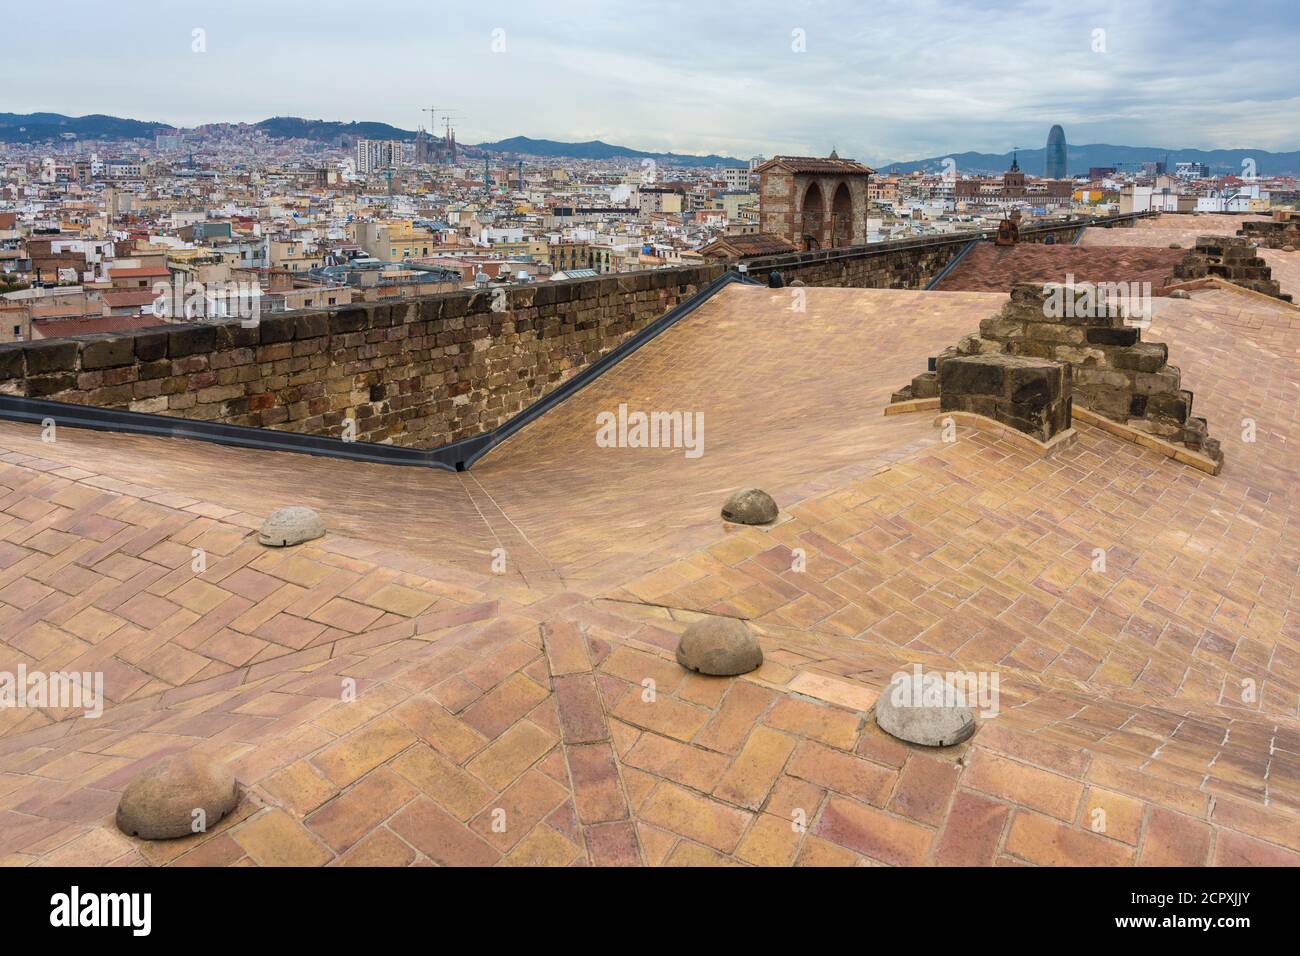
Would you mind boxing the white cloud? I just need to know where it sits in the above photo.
[2,0,1296,160]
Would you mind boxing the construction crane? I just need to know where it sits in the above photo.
[420,107,460,136]
[420,106,461,163]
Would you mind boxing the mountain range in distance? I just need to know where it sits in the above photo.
[879,143,1300,178]
[469,135,747,167]
[3,112,1299,175]
[0,113,748,167]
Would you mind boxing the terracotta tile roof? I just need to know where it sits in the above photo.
[699,233,799,258]
[1078,213,1265,251]
[0,278,1296,867]
[933,243,1188,293]
[99,289,160,307]
[1079,213,1300,301]
[756,155,874,176]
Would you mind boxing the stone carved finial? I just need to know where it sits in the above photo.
[1175,236,1289,300]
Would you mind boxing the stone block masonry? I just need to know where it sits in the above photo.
[939,354,1071,443]
[892,283,1222,466]
[0,269,730,448]
[1237,218,1300,251]
[1174,236,1290,301]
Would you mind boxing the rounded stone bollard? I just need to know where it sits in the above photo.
[874,669,977,747]
[1169,289,1191,299]
[116,753,239,840]
[258,506,325,547]
[676,617,763,676]
[721,488,778,526]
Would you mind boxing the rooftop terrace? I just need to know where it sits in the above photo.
[0,213,1296,867]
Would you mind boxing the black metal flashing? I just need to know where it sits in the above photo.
[924,238,980,291]
[432,269,757,469]
[0,396,436,467]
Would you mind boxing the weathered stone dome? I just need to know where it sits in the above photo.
[258,506,326,547]
[874,670,977,747]
[676,617,763,676]
[721,488,778,525]
[116,754,239,840]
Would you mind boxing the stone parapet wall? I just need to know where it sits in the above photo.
[939,353,1071,443]
[0,268,728,447]
[0,215,1148,451]
[746,219,1093,290]
[754,238,971,289]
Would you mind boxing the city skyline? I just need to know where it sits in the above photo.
[4,0,1298,166]
[10,110,1300,172]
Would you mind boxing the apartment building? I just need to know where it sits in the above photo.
[354,220,439,261]
[355,139,405,174]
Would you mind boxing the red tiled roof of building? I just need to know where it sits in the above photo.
[100,288,160,307]
[933,243,1189,293]
[756,155,875,176]
[699,233,799,258]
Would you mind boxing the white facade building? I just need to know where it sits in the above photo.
[355,140,404,174]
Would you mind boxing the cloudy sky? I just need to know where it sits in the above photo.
[5,0,1297,164]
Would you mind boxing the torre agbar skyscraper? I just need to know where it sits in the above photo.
[1045,124,1067,178]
